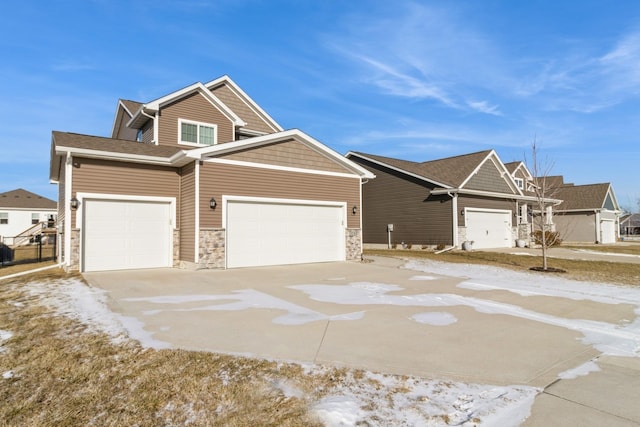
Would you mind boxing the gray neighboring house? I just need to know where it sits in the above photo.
[553,180,621,243]
[620,213,640,236]
[346,150,545,249]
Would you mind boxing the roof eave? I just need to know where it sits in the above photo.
[346,151,449,187]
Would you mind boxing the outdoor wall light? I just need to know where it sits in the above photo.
[209,197,217,209]
[460,209,465,216]
[352,205,358,215]
[70,197,79,210]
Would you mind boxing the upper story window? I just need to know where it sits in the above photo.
[179,119,217,146]
[514,177,524,189]
[136,129,143,142]
[0,212,7,225]
[31,213,40,225]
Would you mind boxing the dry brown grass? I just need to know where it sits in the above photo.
[0,261,57,278]
[0,269,346,426]
[563,242,640,256]
[364,249,640,286]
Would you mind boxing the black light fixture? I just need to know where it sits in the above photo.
[209,197,217,209]
[460,209,465,216]
[352,205,358,215]
[70,197,79,210]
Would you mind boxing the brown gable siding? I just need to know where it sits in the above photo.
[179,161,197,262]
[220,140,351,174]
[70,158,180,225]
[464,160,514,194]
[458,195,516,225]
[210,84,276,134]
[353,157,453,246]
[199,162,360,229]
[158,92,234,147]
[112,108,137,141]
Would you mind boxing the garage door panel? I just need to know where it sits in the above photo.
[466,210,512,249]
[83,200,171,272]
[227,200,344,268]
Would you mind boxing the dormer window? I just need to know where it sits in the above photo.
[514,177,524,189]
[179,119,217,146]
[136,129,143,142]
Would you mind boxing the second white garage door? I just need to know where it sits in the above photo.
[465,209,512,249]
[83,199,172,272]
[226,199,345,268]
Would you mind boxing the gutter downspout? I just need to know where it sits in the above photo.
[139,107,158,144]
[448,191,459,247]
[64,152,73,270]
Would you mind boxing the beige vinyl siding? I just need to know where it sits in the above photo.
[141,120,154,144]
[458,195,516,225]
[210,84,277,134]
[179,161,197,262]
[465,161,514,194]
[220,140,351,174]
[353,157,453,246]
[70,158,180,225]
[158,92,234,146]
[199,162,361,229]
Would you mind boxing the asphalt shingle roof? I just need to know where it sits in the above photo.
[52,131,183,158]
[0,189,56,209]
[555,183,611,210]
[352,150,492,187]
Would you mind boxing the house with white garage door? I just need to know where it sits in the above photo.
[49,75,374,272]
[552,180,621,244]
[346,150,555,249]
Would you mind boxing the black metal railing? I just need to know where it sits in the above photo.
[0,233,57,268]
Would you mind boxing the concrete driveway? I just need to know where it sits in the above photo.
[84,257,640,425]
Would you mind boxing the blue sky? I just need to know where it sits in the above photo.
[1,1,639,211]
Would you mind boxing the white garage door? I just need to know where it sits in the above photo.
[465,209,512,249]
[83,200,172,272]
[226,200,345,268]
[601,220,616,244]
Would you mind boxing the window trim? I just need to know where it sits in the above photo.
[178,119,218,147]
[31,213,40,225]
[0,212,7,225]
[514,177,524,190]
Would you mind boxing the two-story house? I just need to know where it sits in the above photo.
[49,76,374,272]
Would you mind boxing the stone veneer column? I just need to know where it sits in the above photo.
[345,228,362,260]
[68,228,80,271]
[172,229,180,267]
[198,228,226,269]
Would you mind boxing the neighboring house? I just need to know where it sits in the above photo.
[0,188,57,245]
[553,181,621,243]
[346,150,545,249]
[620,213,640,236]
[49,75,374,272]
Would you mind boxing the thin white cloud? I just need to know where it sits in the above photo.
[51,60,96,72]
[354,54,456,106]
[466,100,502,116]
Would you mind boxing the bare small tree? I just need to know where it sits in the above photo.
[526,138,561,271]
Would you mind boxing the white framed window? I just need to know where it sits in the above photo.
[179,119,217,146]
[31,213,40,225]
[514,177,524,189]
[136,129,143,142]
[0,212,7,225]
